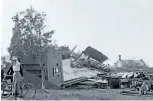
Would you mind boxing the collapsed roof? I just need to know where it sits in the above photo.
[83,46,108,63]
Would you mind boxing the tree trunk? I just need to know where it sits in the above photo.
[41,66,45,90]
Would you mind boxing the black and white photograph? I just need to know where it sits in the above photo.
[1,0,153,100]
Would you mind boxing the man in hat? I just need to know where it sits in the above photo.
[7,56,23,97]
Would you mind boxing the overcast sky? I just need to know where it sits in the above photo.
[1,0,153,66]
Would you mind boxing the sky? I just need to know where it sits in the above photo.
[1,0,153,66]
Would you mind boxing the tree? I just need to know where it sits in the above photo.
[8,6,54,92]
[8,14,24,60]
[8,7,53,61]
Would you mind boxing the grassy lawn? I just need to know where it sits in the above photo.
[2,88,153,100]
[24,88,153,100]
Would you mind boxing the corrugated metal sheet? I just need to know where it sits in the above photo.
[83,46,108,63]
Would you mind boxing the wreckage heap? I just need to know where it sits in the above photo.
[60,46,111,88]
[71,46,111,72]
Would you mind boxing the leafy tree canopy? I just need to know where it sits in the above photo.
[8,7,54,63]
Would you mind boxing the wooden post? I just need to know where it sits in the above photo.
[70,45,77,55]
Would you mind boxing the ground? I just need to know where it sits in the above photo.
[2,88,153,100]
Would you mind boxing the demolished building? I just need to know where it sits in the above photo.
[72,46,111,72]
[2,46,110,89]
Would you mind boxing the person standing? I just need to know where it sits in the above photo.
[7,56,23,97]
[1,66,5,82]
[1,58,6,82]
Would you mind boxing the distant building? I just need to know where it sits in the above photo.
[114,55,148,70]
